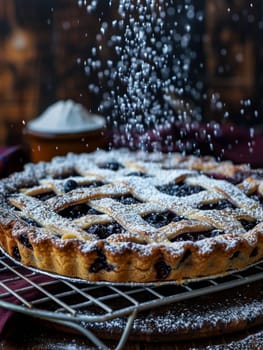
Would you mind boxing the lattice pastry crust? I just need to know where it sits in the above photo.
[0,149,263,283]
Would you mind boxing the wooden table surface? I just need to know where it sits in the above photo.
[1,280,263,350]
[1,313,263,350]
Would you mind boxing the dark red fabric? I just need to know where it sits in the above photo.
[0,270,52,334]
[0,145,29,178]
[110,122,263,167]
[0,145,33,333]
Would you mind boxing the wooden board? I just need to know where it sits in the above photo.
[1,280,263,349]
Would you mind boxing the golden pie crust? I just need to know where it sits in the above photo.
[0,149,263,283]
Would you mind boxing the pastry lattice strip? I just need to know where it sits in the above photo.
[12,161,263,243]
[9,194,96,241]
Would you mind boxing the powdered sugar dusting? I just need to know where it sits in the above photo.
[82,281,263,346]
[9,194,95,241]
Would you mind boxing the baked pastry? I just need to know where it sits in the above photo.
[0,149,263,283]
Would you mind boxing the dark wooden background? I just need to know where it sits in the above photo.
[0,0,262,145]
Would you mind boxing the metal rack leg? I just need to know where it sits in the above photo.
[42,317,111,349]
[115,310,137,350]
[40,310,138,350]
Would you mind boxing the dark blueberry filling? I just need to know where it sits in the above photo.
[144,211,182,228]
[250,194,260,202]
[172,232,196,242]
[98,162,124,171]
[126,171,149,177]
[87,207,102,215]
[154,260,171,280]
[89,249,114,273]
[58,204,101,219]
[54,171,79,179]
[233,170,261,184]
[64,179,78,192]
[230,250,240,260]
[157,182,204,197]
[63,179,104,192]
[250,192,263,205]
[239,219,258,231]
[12,246,21,261]
[34,192,56,201]
[249,247,258,258]
[22,217,41,228]
[172,229,224,242]
[116,195,141,205]
[198,199,235,210]
[18,233,33,249]
[86,223,124,239]
[177,248,192,267]
[210,229,225,237]
[231,172,246,184]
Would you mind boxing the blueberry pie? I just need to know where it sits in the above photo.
[0,149,263,283]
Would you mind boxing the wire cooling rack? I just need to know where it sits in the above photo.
[0,251,263,350]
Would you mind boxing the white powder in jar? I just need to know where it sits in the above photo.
[27,100,105,134]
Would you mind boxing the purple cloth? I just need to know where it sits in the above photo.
[0,270,52,334]
[0,145,29,178]
[110,122,263,167]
